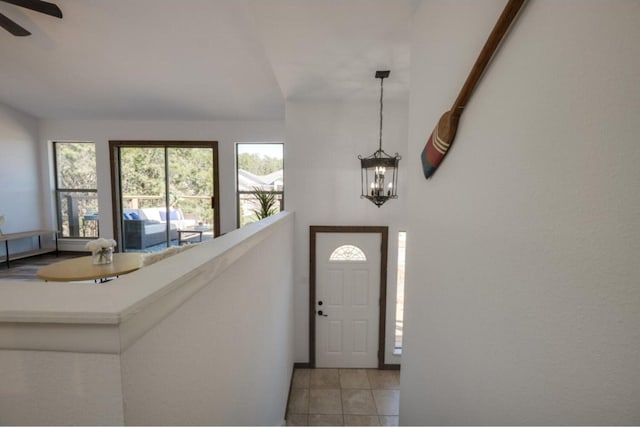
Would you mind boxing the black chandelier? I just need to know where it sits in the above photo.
[359,70,401,208]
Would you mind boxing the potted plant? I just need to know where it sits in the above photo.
[252,187,278,220]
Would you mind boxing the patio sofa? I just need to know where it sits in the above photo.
[123,208,197,249]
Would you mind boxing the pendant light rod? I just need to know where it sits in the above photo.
[376,70,390,153]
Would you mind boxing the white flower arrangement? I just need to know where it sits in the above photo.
[85,238,117,252]
[86,238,117,265]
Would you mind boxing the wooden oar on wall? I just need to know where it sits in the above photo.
[420,0,527,179]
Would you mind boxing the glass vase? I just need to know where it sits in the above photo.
[93,247,113,265]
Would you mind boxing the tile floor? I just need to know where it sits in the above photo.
[287,368,400,426]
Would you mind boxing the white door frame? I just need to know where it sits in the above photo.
[309,225,390,369]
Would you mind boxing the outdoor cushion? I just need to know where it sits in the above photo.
[139,208,162,222]
[129,212,141,220]
[159,209,182,221]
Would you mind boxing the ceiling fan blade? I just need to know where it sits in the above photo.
[0,0,62,18]
[0,12,31,35]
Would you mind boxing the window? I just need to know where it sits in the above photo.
[110,141,219,251]
[395,231,407,354]
[53,142,99,238]
[329,245,367,261]
[236,143,284,227]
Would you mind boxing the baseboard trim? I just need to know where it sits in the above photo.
[284,364,296,421]
[380,363,401,370]
[293,361,399,370]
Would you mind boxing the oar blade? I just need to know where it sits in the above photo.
[421,130,440,179]
[421,112,457,179]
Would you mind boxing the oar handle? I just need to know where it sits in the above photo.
[451,0,526,117]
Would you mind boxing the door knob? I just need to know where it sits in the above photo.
[317,310,328,317]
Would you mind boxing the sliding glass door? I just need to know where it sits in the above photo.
[168,147,215,229]
[110,141,219,252]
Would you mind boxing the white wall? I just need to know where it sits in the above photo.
[0,350,124,425]
[120,213,294,425]
[0,103,42,254]
[286,100,408,364]
[401,0,640,425]
[38,119,284,244]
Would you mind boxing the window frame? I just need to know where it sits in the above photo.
[108,140,221,251]
[52,141,99,239]
[394,230,407,354]
[235,142,284,228]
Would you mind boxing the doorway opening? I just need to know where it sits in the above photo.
[309,226,393,369]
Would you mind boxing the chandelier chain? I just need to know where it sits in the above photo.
[379,76,384,152]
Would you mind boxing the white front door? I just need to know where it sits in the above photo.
[315,232,381,368]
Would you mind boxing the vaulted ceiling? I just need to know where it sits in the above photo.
[0,0,419,120]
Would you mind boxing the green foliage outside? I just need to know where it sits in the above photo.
[238,153,282,175]
[119,147,165,202]
[55,142,97,189]
[120,147,214,224]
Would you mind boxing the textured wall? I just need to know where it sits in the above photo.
[401,0,640,424]
[0,350,124,425]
